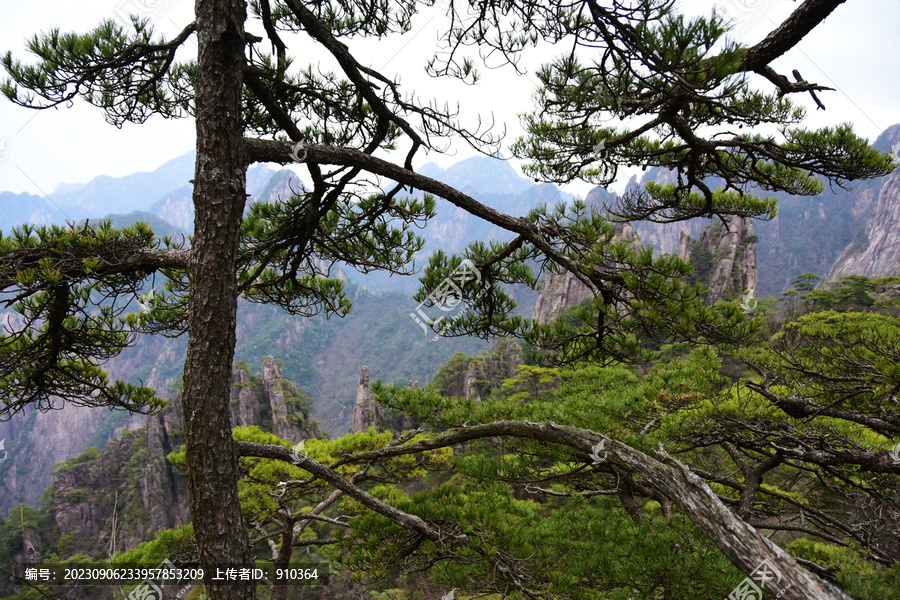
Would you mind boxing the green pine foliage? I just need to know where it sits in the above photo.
[493,365,560,402]
[361,277,899,597]
[0,220,169,416]
[338,479,743,599]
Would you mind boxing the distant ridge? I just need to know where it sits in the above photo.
[418,154,534,195]
[0,151,276,234]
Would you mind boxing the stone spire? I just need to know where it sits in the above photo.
[262,356,301,440]
[349,366,383,434]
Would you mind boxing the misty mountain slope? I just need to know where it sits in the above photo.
[0,190,58,229]
[418,154,536,195]
[54,151,196,219]
[102,210,185,239]
[0,153,197,231]
[147,159,277,234]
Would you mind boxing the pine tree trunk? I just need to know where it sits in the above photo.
[183,0,254,599]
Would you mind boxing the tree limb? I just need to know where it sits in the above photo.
[237,440,468,546]
[741,0,847,72]
[242,137,600,294]
[239,421,854,600]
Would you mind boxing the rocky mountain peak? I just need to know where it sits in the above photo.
[230,366,261,427]
[262,356,305,440]
[681,215,758,304]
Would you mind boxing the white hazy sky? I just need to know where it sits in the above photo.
[0,0,897,203]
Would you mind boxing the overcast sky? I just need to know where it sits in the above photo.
[0,0,897,204]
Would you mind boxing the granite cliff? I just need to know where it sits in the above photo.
[531,223,639,325]
[680,216,758,303]
[531,215,757,324]
[349,366,383,434]
[826,126,900,280]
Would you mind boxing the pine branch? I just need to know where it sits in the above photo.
[243,136,600,295]
[239,421,855,600]
[237,440,469,546]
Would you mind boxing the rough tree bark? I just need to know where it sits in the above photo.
[183,0,255,599]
